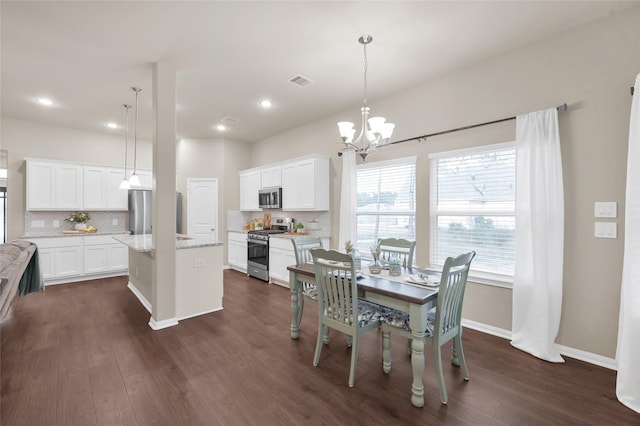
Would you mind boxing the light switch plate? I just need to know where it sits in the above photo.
[594,202,617,218]
[53,220,60,227]
[112,219,118,226]
[595,222,617,239]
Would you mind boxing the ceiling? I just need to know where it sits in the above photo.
[2,1,637,143]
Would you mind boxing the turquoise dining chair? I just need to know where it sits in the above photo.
[381,251,476,404]
[310,248,384,387]
[377,238,416,268]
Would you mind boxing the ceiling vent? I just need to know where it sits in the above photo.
[288,74,314,87]
[220,116,239,125]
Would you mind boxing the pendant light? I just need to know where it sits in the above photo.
[119,104,132,189]
[337,35,395,162]
[128,87,142,187]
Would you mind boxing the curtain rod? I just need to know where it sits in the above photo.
[387,103,568,147]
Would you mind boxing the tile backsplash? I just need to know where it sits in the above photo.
[24,211,128,236]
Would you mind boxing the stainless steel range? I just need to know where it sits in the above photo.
[246,225,287,282]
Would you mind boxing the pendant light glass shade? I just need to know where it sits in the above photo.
[128,86,142,186]
[119,104,132,190]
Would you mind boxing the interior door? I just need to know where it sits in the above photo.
[187,178,218,240]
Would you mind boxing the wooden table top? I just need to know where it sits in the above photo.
[287,263,439,305]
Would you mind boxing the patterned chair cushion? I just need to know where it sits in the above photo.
[357,300,384,327]
[381,307,437,336]
[301,283,318,300]
[324,300,383,327]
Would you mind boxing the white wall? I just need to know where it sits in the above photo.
[249,7,640,359]
[176,137,252,262]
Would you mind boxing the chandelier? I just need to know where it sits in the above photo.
[338,35,395,162]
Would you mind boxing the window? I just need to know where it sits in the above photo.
[356,157,416,257]
[430,143,515,284]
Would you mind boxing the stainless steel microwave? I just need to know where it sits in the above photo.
[258,187,282,209]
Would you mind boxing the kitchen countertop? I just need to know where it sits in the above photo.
[227,230,329,239]
[23,231,130,238]
[112,234,223,254]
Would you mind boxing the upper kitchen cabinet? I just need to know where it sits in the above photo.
[282,155,329,211]
[83,166,128,210]
[260,166,282,189]
[27,160,83,210]
[240,170,262,211]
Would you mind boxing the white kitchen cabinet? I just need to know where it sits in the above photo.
[268,235,330,286]
[239,170,262,211]
[282,155,329,211]
[83,237,128,274]
[260,166,282,189]
[268,237,296,287]
[83,166,128,210]
[227,231,248,272]
[29,235,128,285]
[29,237,84,282]
[105,168,128,209]
[27,160,83,210]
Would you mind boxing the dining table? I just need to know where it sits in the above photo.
[287,262,441,408]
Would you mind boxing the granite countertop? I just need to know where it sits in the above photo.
[112,234,223,254]
[23,231,130,238]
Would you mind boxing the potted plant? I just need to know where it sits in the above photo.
[65,211,91,230]
[294,222,304,233]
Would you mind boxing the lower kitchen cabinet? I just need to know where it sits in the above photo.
[227,231,248,272]
[29,234,128,285]
[83,235,128,274]
[269,243,296,286]
[268,236,329,287]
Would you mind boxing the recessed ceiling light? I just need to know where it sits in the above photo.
[216,124,227,131]
[36,98,54,106]
[259,99,273,108]
[106,122,118,129]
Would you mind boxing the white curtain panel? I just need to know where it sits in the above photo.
[616,72,640,413]
[338,151,357,251]
[511,108,565,363]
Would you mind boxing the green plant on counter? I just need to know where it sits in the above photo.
[294,222,304,232]
[65,211,91,223]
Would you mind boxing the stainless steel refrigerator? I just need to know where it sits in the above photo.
[128,190,183,234]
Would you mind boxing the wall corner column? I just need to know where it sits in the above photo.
[150,60,178,329]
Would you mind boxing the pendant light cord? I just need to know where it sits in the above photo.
[123,104,130,179]
[133,88,139,176]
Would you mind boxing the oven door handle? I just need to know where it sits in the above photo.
[247,239,268,246]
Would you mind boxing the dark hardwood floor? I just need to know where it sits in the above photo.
[1,270,638,425]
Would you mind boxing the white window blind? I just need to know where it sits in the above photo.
[356,157,416,256]
[430,143,516,282]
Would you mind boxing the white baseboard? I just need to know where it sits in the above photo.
[176,306,223,321]
[148,317,179,330]
[462,319,617,371]
[127,282,151,313]
[44,271,127,286]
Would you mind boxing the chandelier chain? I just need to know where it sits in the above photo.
[363,42,368,107]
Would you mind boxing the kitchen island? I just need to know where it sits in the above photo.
[112,234,224,322]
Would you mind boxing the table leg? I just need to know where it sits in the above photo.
[410,329,426,408]
[290,270,301,339]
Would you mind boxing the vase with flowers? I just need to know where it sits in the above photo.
[65,211,91,231]
[369,244,382,274]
